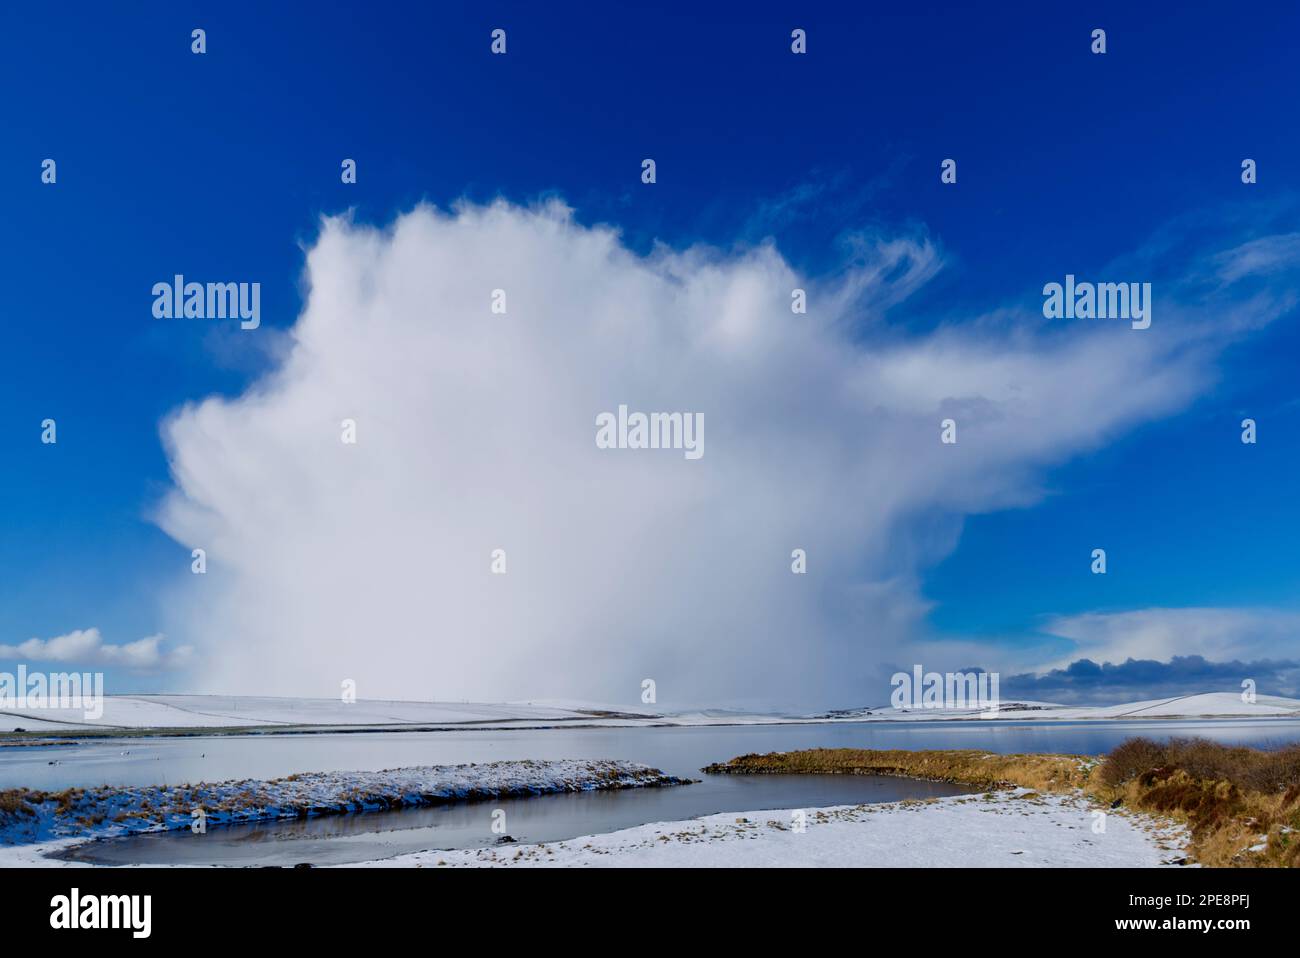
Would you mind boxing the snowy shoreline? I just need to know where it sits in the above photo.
[357,789,1192,869]
[0,759,689,847]
[0,787,1191,869]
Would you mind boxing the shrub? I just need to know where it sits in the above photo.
[1099,737,1167,787]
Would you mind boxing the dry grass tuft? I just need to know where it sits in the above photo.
[0,790,37,817]
[703,747,1093,791]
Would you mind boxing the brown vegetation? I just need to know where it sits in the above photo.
[1098,737,1300,868]
[705,737,1300,867]
[703,747,1093,791]
[0,790,35,817]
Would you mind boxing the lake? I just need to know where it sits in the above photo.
[13,717,1300,866]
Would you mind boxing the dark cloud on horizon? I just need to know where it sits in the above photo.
[1001,655,1300,705]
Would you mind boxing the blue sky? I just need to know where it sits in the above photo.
[3,1,1299,704]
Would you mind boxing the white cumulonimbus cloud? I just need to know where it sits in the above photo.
[152,199,1285,708]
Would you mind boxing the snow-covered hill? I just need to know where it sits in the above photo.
[2,690,1296,734]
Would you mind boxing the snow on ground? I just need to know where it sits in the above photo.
[364,790,1192,869]
[2,690,1296,735]
[0,695,625,732]
[0,789,1192,869]
[1051,692,1300,719]
[826,692,1300,722]
[0,838,86,868]
[0,695,804,732]
[0,759,688,846]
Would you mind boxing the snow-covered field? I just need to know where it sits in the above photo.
[0,695,633,732]
[849,691,1300,722]
[359,789,1191,869]
[3,690,1296,734]
[0,759,687,846]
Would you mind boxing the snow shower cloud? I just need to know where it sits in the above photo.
[152,199,1285,708]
